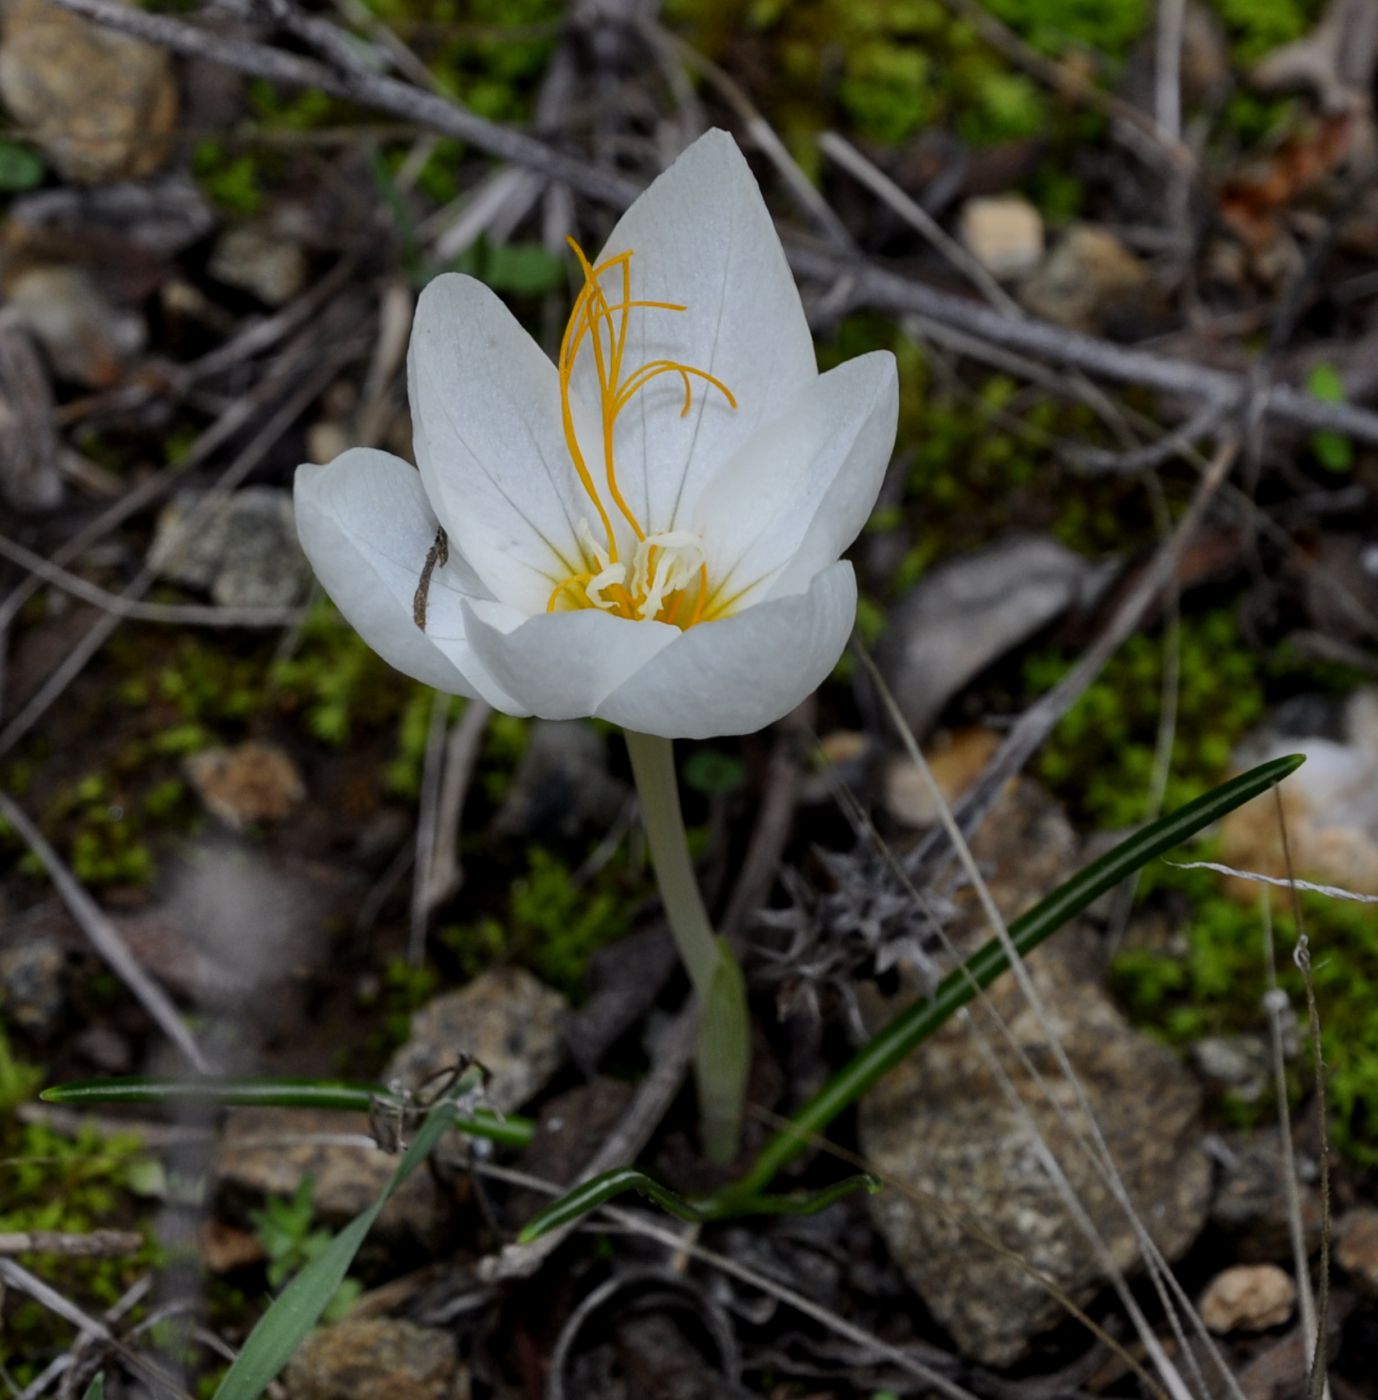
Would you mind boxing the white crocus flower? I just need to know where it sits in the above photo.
[294,129,899,741]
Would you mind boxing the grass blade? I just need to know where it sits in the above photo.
[719,752,1305,1204]
[211,1097,455,1400]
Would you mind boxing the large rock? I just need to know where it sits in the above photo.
[0,0,177,183]
[283,1315,462,1400]
[876,535,1113,738]
[858,783,1212,1366]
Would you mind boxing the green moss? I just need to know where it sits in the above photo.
[1209,0,1319,63]
[984,0,1149,57]
[154,636,263,729]
[191,142,268,216]
[440,845,635,997]
[249,1177,361,1322]
[669,0,1143,156]
[1113,859,1378,1163]
[270,599,407,746]
[1026,609,1265,830]
[0,1031,160,1384]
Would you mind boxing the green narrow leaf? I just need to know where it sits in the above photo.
[0,140,44,192]
[43,1076,387,1112]
[211,1099,455,1400]
[81,1376,105,1400]
[40,1075,534,1149]
[717,753,1305,1205]
[516,1166,878,1242]
[519,1168,706,1242]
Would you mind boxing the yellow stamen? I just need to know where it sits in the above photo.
[550,240,737,628]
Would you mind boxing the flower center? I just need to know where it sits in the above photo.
[546,240,736,629]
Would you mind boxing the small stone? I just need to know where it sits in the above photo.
[0,319,61,511]
[386,966,567,1115]
[958,195,1045,279]
[149,487,308,609]
[882,727,1000,829]
[1020,225,1151,333]
[0,0,176,183]
[1336,1207,1378,1295]
[208,224,309,307]
[0,936,65,1038]
[1200,1264,1296,1333]
[1209,1129,1322,1262]
[1191,1034,1272,1103]
[72,1024,133,1073]
[6,266,145,388]
[283,1316,460,1400]
[184,742,305,831]
[307,420,352,466]
[199,1219,265,1274]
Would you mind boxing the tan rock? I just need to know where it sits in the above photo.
[1200,1264,1296,1333]
[283,1316,460,1400]
[184,742,305,831]
[958,195,1045,280]
[0,0,177,183]
[882,727,1000,829]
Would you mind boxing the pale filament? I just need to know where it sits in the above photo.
[547,240,737,629]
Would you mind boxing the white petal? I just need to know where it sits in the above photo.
[572,129,816,538]
[595,562,858,739]
[294,448,521,708]
[408,273,602,614]
[461,600,679,721]
[692,351,897,608]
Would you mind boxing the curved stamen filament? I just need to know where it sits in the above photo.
[552,239,737,627]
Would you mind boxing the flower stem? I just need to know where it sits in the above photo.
[624,729,749,1162]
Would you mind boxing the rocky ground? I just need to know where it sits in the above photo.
[5,0,1378,1396]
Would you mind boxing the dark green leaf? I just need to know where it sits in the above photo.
[0,140,44,193]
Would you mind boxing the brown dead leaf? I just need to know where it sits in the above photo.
[1219,113,1354,249]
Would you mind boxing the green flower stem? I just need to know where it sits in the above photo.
[624,729,749,1163]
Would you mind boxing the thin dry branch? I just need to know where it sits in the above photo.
[0,1231,144,1259]
[0,794,210,1072]
[46,0,638,204]
[0,532,303,627]
[905,437,1241,877]
[46,0,1378,451]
